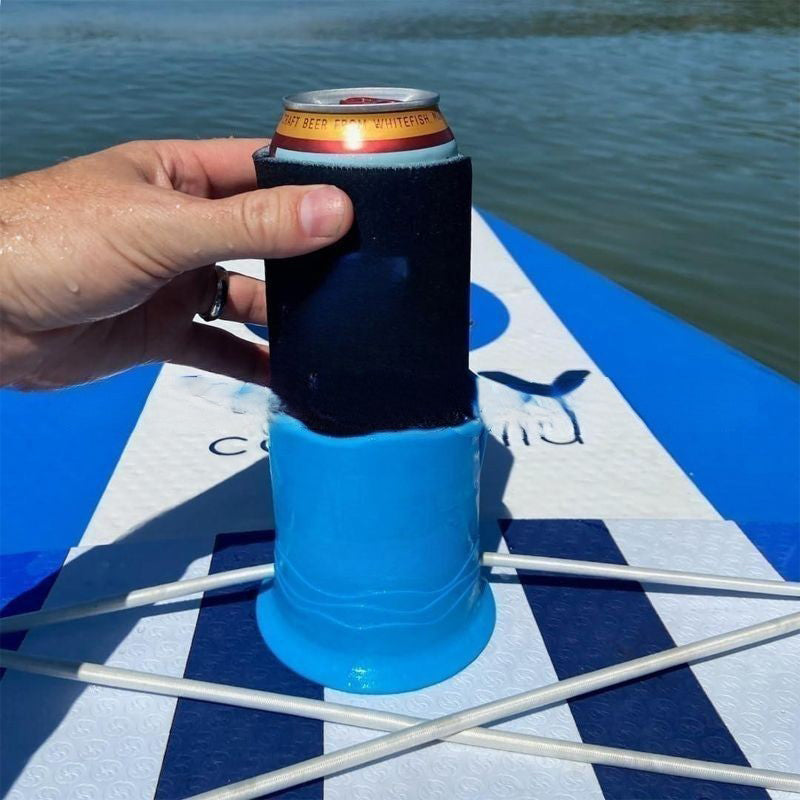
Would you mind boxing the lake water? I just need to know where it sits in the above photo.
[2,0,798,378]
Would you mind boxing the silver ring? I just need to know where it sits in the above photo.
[200,265,229,322]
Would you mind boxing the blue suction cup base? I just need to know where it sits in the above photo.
[256,578,496,694]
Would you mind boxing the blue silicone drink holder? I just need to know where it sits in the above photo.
[256,413,496,694]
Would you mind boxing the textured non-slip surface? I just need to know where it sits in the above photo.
[481,210,799,574]
[2,519,798,800]
[155,533,323,800]
[1,540,212,799]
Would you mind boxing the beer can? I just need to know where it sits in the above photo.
[257,86,474,436]
[269,86,459,166]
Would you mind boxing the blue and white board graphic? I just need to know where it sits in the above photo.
[1,210,798,799]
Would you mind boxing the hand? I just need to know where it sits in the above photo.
[0,139,353,389]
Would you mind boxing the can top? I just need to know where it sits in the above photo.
[284,87,440,114]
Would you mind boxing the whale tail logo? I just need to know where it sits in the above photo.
[478,370,589,446]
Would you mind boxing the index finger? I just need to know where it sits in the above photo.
[154,138,270,198]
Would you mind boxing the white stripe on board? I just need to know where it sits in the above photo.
[606,518,800,800]
[469,210,718,521]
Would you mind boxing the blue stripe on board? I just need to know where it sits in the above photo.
[482,210,800,579]
[0,547,67,677]
[502,519,766,800]
[0,365,160,556]
[155,531,323,800]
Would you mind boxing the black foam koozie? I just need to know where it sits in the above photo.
[253,149,474,437]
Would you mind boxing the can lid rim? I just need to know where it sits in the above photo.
[283,87,440,113]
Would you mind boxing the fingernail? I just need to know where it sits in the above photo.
[299,187,347,238]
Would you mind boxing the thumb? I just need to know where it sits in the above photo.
[160,184,353,270]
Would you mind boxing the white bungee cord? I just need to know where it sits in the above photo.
[179,611,800,800]
[480,552,800,596]
[1,551,797,636]
[1,648,798,794]
[0,564,274,634]
[2,551,797,798]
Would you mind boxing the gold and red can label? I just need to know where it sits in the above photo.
[268,88,455,157]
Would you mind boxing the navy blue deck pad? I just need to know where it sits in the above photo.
[155,531,323,800]
[0,547,68,678]
[254,152,474,436]
[502,519,765,800]
[0,364,160,555]
[482,210,799,580]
